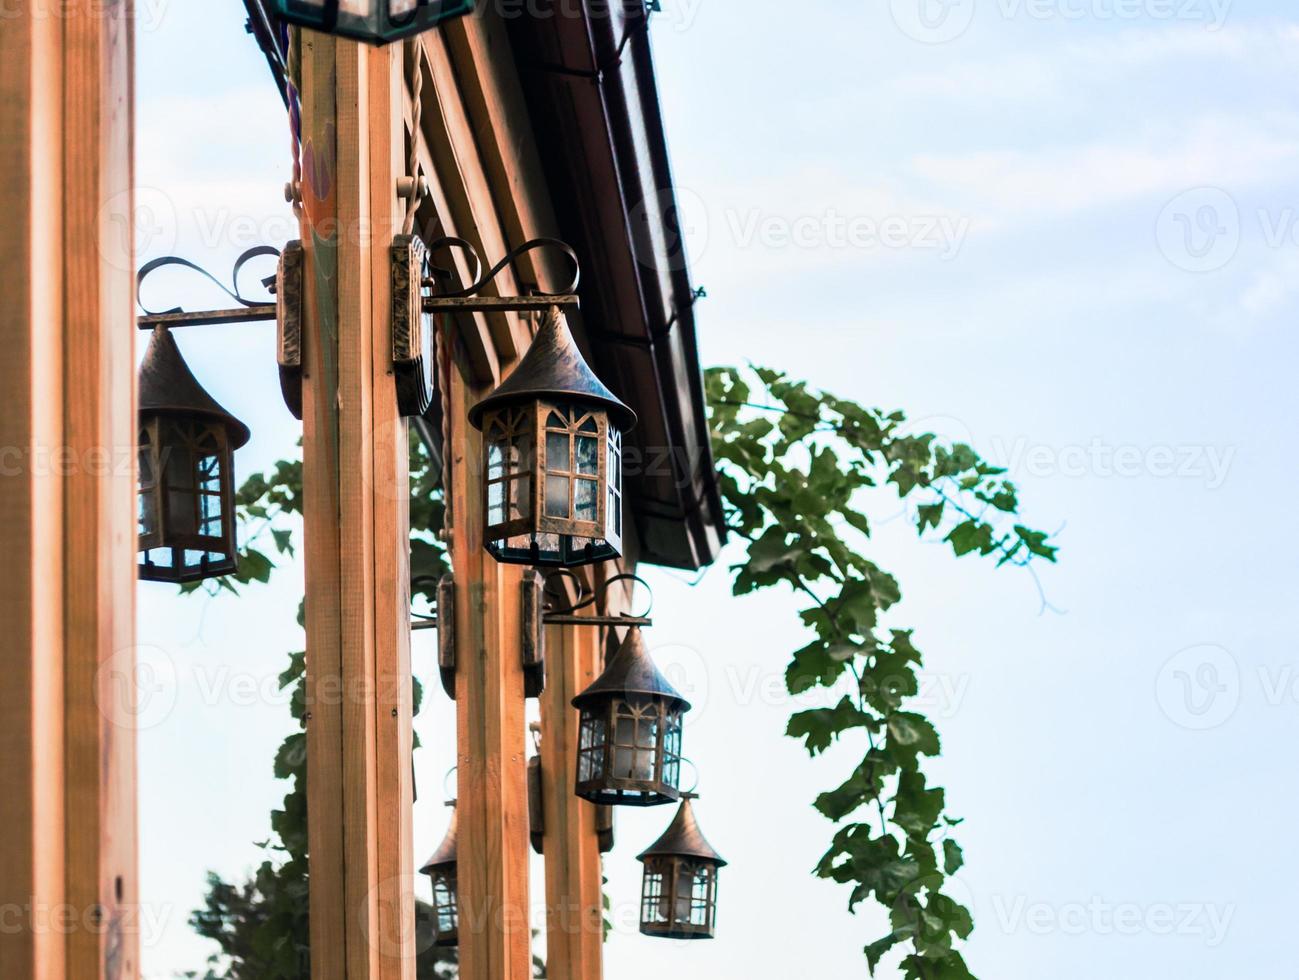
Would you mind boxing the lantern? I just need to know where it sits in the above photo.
[638,795,726,940]
[137,326,250,584]
[571,627,688,807]
[467,306,635,569]
[272,0,474,45]
[419,803,459,947]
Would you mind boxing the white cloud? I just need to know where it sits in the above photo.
[911,114,1299,221]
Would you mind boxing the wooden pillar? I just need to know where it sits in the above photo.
[449,363,532,980]
[0,2,137,979]
[300,32,416,980]
[540,622,605,979]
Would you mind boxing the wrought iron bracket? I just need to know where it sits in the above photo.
[420,236,582,314]
[540,571,654,629]
[135,245,284,329]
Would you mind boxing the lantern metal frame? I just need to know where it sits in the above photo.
[637,794,726,941]
[271,0,475,46]
[418,801,460,948]
[571,626,688,807]
[137,326,251,583]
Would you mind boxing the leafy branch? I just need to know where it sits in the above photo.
[706,365,1058,978]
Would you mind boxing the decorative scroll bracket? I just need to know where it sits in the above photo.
[419,236,583,315]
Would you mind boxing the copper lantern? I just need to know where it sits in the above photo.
[272,0,474,45]
[419,803,459,948]
[137,326,250,583]
[467,306,635,569]
[572,627,688,807]
[638,795,726,940]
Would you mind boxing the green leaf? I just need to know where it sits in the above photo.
[917,502,944,531]
[942,839,964,875]
[887,712,941,757]
[788,698,873,756]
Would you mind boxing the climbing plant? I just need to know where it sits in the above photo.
[706,365,1056,978]
[182,365,1055,979]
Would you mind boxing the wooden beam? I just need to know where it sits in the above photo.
[62,2,138,978]
[300,31,416,980]
[539,622,606,980]
[368,39,418,980]
[450,357,533,980]
[0,3,137,979]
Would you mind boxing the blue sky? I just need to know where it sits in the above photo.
[135,1,1299,976]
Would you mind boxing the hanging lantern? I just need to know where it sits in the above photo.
[638,795,726,940]
[571,627,688,807]
[137,326,250,584]
[467,306,636,569]
[419,803,459,948]
[272,0,474,45]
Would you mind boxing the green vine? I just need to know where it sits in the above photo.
[181,364,1054,978]
[705,365,1057,978]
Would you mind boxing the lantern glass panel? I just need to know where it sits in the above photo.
[662,710,682,790]
[577,712,607,784]
[431,870,458,942]
[484,408,532,532]
[612,700,659,783]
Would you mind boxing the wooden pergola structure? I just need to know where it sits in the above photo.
[0,2,723,979]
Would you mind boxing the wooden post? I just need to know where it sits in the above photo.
[540,622,605,979]
[300,32,416,980]
[0,2,137,979]
[449,362,533,980]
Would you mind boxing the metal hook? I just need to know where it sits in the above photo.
[679,757,701,797]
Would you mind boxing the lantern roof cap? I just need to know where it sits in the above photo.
[571,626,689,712]
[637,796,726,866]
[419,803,458,875]
[468,306,636,431]
[139,326,251,448]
